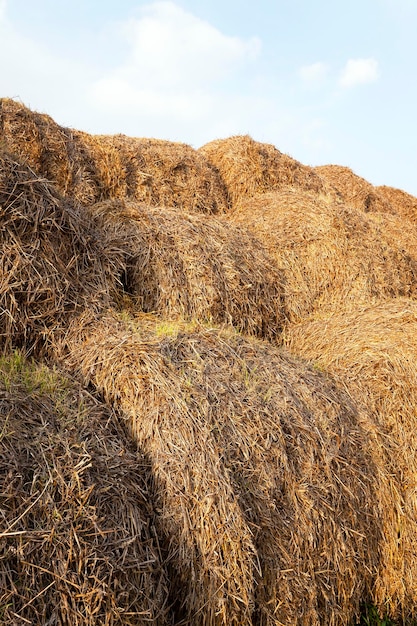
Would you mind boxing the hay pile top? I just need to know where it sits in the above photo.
[315,164,394,214]
[0,97,228,212]
[200,134,328,208]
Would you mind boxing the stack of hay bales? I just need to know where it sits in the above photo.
[4,97,417,625]
[314,164,394,214]
[199,135,328,208]
[377,185,417,224]
[0,150,123,354]
[229,188,417,322]
[90,199,285,340]
[0,354,170,625]
[59,310,393,626]
[0,98,228,212]
[283,298,417,618]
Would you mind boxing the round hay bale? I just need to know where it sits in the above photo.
[283,298,417,619]
[92,134,229,213]
[0,98,229,212]
[0,354,170,625]
[0,151,123,354]
[0,97,99,203]
[199,135,327,209]
[315,164,394,214]
[376,185,417,224]
[61,310,389,626]
[230,189,417,322]
[90,199,285,340]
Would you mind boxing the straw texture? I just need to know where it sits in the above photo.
[89,198,285,339]
[0,98,228,212]
[0,150,122,354]
[59,310,388,626]
[284,298,417,621]
[230,189,417,322]
[199,135,327,209]
[376,185,417,224]
[0,353,170,625]
[314,164,394,214]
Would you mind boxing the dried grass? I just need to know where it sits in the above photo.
[0,150,123,354]
[376,185,417,224]
[58,310,389,626]
[283,298,417,621]
[0,352,170,625]
[89,134,229,213]
[199,135,328,209]
[0,98,228,212]
[90,198,285,340]
[315,164,394,214]
[0,97,98,203]
[230,189,417,322]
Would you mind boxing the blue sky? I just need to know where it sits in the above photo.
[1,0,416,195]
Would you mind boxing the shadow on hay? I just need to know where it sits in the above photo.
[88,198,287,341]
[0,149,124,356]
[57,310,391,626]
[0,354,171,625]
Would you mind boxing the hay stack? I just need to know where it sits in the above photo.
[91,133,229,213]
[283,298,417,618]
[376,185,417,224]
[315,164,394,214]
[60,310,390,626]
[0,97,100,203]
[199,135,327,209]
[0,150,122,354]
[0,353,169,625]
[90,199,285,340]
[230,189,417,322]
[0,98,228,212]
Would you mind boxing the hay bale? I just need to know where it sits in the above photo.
[60,310,390,626]
[199,135,327,209]
[0,97,99,203]
[90,199,285,340]
[230,189,417,322]
[0,98,228,212]
[0,353,170,625]
[315,164,394,214]
[283,298,417,619]
[376,185,417,224]
[0,151,123,354]
[91,134,229,213]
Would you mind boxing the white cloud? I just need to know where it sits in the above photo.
[88,1,262,140]
[111,1,260,88]
[299,62,329,85]
[339,58,380,88]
